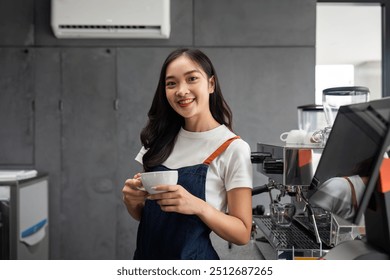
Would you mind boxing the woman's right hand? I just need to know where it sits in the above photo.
[122,173,148,221]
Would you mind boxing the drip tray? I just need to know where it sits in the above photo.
[253,215,329,259]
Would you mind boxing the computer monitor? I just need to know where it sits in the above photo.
[308,97,390,225]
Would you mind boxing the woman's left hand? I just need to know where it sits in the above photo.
[147,185,204,215]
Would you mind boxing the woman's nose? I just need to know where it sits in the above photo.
[176,83,189,96]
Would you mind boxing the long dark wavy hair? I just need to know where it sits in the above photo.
[140,48,233,171]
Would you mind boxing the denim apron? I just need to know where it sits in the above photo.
[133,136,240,260]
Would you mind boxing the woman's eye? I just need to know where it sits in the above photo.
[188,76,198,82]
[166,81,176,87]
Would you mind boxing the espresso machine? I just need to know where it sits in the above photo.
[251,143,327,260]
[251,88,380,259]
[250,101,332,259]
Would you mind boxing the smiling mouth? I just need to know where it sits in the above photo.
[178,98,195,106]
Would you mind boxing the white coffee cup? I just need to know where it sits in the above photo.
[280,129,307,146]
[139,170,178,194]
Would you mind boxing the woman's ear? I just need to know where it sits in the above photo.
[208,76,215,94]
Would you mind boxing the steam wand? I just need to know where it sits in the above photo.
[298,187,322,246]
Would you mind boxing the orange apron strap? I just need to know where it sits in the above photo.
[203,136,241,165]
[344,176,358,212]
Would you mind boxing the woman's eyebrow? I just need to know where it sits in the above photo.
[165,69,202,81]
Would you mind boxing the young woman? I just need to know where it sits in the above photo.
[122,48,253,259]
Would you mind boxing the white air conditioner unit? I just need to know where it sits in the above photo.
[51,0,170,39]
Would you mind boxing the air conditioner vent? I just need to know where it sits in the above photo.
[58,25,161,31]
[51,0,170,39]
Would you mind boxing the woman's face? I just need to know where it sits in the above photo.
[165,55,215,127]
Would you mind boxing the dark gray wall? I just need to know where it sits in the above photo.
[0,0,316,259]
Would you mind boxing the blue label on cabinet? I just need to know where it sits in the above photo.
[21,219,47,238]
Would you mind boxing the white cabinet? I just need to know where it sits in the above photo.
[0,174,49,259]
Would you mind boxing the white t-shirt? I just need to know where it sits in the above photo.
[135,125,253,212]
[309,175,365,222]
